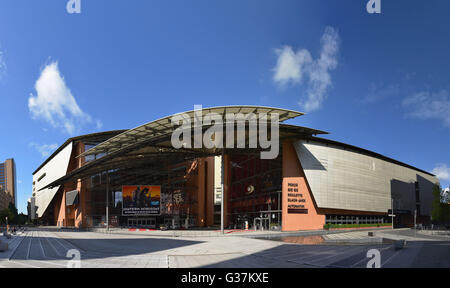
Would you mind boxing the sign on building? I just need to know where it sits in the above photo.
[122,185,161,216]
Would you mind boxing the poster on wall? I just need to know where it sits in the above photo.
[122,185,161,216]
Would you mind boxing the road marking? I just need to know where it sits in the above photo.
[306,246,367,266]
[42,231,65,257]
[380,246,402,267]
[7,231,28,261]
[37,231,47,259]
[48,232,73,253]
[26,231,33,260]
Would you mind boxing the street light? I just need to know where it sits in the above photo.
[221,150,225,235]
[414,209,417,237]
[388,198,396,230]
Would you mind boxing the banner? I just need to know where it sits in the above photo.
[122,185,161,216]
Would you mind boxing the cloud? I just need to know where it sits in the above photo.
[273,27,340,112]
[28,61,100,135]
[273,47,312,87]
[0,44,6,79]
[29,142,59,158]
[402,90,450,127]
[432,164,450,181]
[364,83,400,104]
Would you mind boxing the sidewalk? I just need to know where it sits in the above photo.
[86,226,396,239]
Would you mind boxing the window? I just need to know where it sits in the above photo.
[37,173,46,182]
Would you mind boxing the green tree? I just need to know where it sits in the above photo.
[431,184,442,221]
[0,208,14,225]
[16,213,28,225]
[8,202,18,217]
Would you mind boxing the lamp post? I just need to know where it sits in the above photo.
[389,198,395,230]
[221,150,225,235]
[392,199,394,230]
[106,171,109,232]
[414,209,417,237]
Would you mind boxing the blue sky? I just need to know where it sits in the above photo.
[0,0,449,213]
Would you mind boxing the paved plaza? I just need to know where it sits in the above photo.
[0,228,448,268]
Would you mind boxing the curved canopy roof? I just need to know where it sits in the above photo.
[41,106,328,190]
[78,106,305,158]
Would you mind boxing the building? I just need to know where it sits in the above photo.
[0,158,17,210]
[30,106,440,230]
[444,187,450,204]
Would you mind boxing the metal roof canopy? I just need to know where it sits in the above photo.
[40,106,328,190]
[78,106,304,158]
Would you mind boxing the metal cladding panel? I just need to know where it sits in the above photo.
[65,190,79,206]
[33,142,73,218]
[294,140,439,215]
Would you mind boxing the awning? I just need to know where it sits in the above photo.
[39,106,328,190]
[78,106,305,158]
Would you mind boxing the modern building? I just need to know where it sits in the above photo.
[0,158,17,210]
[30,106,440,231]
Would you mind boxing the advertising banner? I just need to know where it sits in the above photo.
[122,185,161,216]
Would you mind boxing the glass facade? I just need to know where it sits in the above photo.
[80,159,203,229]
[325,214,390,225]
[0,163,5,191]
[0,159,15,210]
[228,153,282,230]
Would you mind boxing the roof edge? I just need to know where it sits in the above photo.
[307,136,436,178]
[32,130,127,175]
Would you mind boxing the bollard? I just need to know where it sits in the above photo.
[394,239,406,250]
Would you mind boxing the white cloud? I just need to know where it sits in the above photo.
[95,119,103,130]
[273,47,312,87]
[273,27,340,112]
[29,142,59,158]
[28,61,100,135]
[0,44,6,79]
[432,164,450,181]
[364,83,400,104]
[402,90,450,127]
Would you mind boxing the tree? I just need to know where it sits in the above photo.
[431,184,443,221]
[0,208,14,225]
[431,184,450,223]
[15,213,28,225]
[8,202,18,217]
[0,202,19,225]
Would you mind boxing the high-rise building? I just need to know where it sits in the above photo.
[0,158,17,210]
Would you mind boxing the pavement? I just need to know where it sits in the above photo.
[0,227,448,268]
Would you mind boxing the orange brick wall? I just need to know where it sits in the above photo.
[282,141,325,231]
